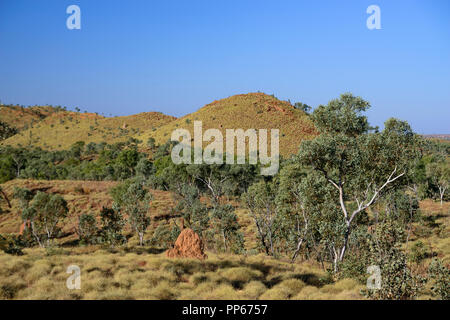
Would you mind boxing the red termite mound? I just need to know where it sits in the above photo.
[166,226,207,260]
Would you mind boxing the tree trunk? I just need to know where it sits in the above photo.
[268,229,274,256]
[139,232,144,246]
[222,230,227,252]
[339,226,350,262]
[291,238,304,262]
[439,186,445,207]
[0,189,11,208]
[31,221,43,248]
[333,249,339,274]
[254,218,270,255]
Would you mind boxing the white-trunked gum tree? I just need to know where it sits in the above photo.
[297,93,421,272]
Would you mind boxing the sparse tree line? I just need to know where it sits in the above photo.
[0,93,449,300]
[0,138,153,182]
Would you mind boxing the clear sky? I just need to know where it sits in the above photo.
[0,0,449,134]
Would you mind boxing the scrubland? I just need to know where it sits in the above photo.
[0,248,366,300]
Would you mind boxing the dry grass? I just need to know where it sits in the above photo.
[0,248,346,300]
[0,178,448,300]
[2,93,317,156]
[0,105,59,131]
[1,110,174,150]
[135,92,318,157]
[0,197,448,300]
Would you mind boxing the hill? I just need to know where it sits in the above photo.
[1,93,317,156]
[135,93,318,157]
[1,111,175,150]
[423,134,450,141]
[0,104,63,131]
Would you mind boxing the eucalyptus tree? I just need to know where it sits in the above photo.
[77,213,98,245]
[187,163,244,253]
[23,192,68,247]
[173,183,209,236]
[426,158,449,206]
[123,182,152,246]
[298,93,420,271]
[99,205,126,247]
[111,179,153,246]
[13,187,34,229]
[276,161,341,264]
[242,180,279,256]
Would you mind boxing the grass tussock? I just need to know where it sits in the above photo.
[0,248,342,300]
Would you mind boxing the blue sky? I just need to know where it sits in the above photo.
[0,0,449,133]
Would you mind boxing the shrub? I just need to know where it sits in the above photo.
[99,206,126,247]
[0,234,24,255]
[363,222,424,300]
[293,285,320,300]
[259,286,291,299]
[428,258,450,300]
[220,267,263,287]
[276,279,306,296]
[242,281,266,299]
[78,213,98,245]
[409,241,431,264]
[0,283,20,299]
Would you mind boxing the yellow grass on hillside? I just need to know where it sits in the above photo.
[135,93,318,157]
[1,111,175,150]
[0,105,59,130]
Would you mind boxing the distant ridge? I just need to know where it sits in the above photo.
[1,109,175,150]
[1,93,318,156]
[423,134,450,141]
[135,92,318,157]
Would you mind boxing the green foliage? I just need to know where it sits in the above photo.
[0,141,151,182]
[426,158,450,205]
[135,157,153,179]
[150,223,180,249]
[363,222,423,300]
[0,120,18,141]
[0,234,24,255]
[77,213,98,245]
[293,102,311,114]
[121,182,152,245]
[99,205,126,247]
[428,258,450,300]
[173,183,209,236]
[0,152,15,183]
[116,149,139,177]
[23,192,68,247]
[409,241,431,264]
[147,137,156,150]
[377,189,420,227]
[310,92,370,137]
[242,180,279,256]
[297,94,420,272]
[13,187,34,210]
[209,204,244,254]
